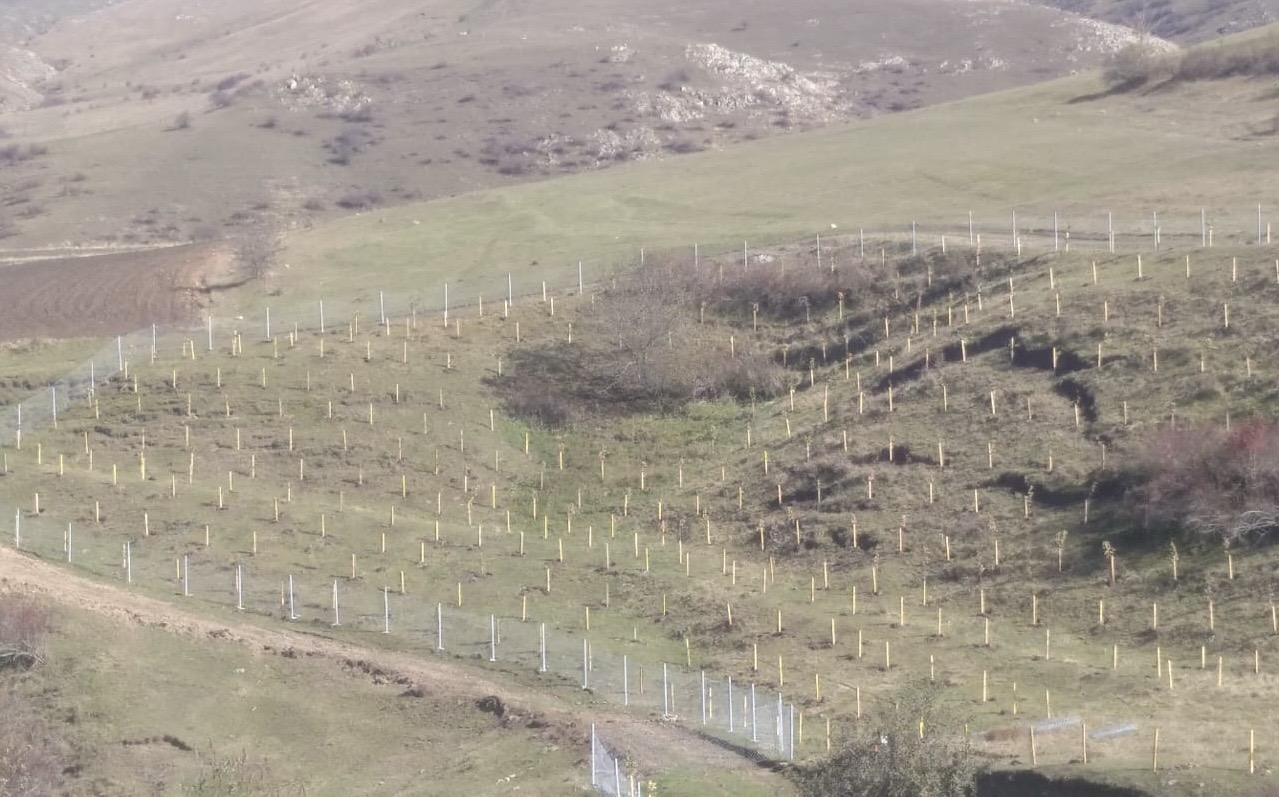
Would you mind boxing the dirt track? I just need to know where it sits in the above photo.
[0,547,773,783]
[0,244,231,340]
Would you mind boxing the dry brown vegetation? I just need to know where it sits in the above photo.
[1104,34,1279,89]
[1142,419,1279,545]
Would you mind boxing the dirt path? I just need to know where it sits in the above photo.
[0,547,777,784]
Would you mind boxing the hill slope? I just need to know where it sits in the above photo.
[0,0,1178,251]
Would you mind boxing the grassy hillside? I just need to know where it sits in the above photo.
[3,21,1279,797]
[266,53,1278,314]
[0,0,1176,251]
[6,232,1279,794]
[0,597,591,795]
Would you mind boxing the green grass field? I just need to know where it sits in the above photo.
[4,27,1279,797]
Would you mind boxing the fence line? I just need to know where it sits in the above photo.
[2,203,1273,786]
[1,202,1273,444]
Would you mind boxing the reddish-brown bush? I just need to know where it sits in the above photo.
[1143,419,1279,543]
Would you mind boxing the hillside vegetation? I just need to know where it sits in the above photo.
[3,18,1279,797]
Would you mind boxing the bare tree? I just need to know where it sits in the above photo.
[235,224,282,280]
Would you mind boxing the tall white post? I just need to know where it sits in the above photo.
[694,243,699,269]
[539,622,547,672]
[727,677,734,732]
[751,683,758,742]
[578,260,584,294]
[207,315,213,351]
[89,361,95,395]
[582,639,590,689]
[117,336,123,371]
[789,705,796,760]
[379,290,386,326]
[1108,212,1115,253]
[319,301,325,334]
[151,323,156,353]
[332,580,340,626]
[700,671,707,725]
[743,240,748,270]
[662,663,669,716]
[265,307,271,341]
[288,574,296,620]
[66,523,72,563]
[590,725,598,786]
[236,564,243,610]
[507,273,513,305]
[777,693,785,750]
[13,508,19,548]
[911,221,917,256]
[125,541,132,584]
[968,210,974,245]
[443,284,449,327]
[436,603,444,650]
[1053,212,1059,252]
[383,587,390,634]
[614,759,621,795]
[489,614,497,661]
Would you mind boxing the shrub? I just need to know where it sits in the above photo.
[1102,41,1179,88]
[334,190,382,210]
[0,594,51,670]
[795,680,976,797]
[1142,419,1279,544]
[492,258,786,424]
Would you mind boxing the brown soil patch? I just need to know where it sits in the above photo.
[0,243,233,340]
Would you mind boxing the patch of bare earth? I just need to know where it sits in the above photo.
[0,243,233,340]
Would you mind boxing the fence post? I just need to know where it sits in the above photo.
[539,623,547,672]
[288,574,297,620]
[662,663,669,716]
[750,683,758,743]
[489,614,497,661]
[383,587,390,634]
[700,670,706,725]
[728,677,734,731]
[126,541,132,584]
[777,693,785,751]
[789,704,796,760]
[590,724,598,786]
[332,580,340,626]
[437,603,444,651]
[182,554,188,596]
[235,564,243,610]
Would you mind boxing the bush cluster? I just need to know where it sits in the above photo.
[1104,35,1279,90]
[1142,419,1279,544]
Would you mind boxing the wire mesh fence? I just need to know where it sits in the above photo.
[6,505,810,789]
